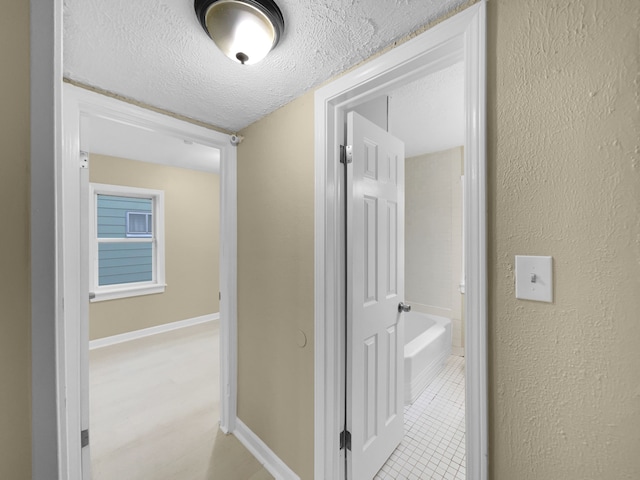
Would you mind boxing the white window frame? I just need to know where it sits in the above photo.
[90,182,166,301]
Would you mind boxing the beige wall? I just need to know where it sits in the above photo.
[237,91,315,480]
[0,1,31,477]
[8,0,638,478]
[405,147,464,351]
[237,1,639,478]
[487,0,640,478]
[89,154,219,340]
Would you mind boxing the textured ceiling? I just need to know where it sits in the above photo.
[63,0,466,132]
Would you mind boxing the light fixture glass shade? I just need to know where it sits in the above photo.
[202,0,282,65]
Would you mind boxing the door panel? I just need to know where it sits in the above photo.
[347,111,405,480]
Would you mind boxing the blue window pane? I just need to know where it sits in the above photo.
[98,242,153,286]
[97,195,152,239]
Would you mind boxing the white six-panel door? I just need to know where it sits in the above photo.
[347,112,406,480]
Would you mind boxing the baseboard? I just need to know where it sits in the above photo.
[89,313,219,350]
[233,418,300,480]
[452,346,465,357]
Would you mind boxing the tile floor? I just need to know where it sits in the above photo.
[375,355,466,480]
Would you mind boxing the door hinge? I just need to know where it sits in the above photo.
[81,429,89,448]
[339,429,351,451]
[80,150,89,169]
[340,145,353,164]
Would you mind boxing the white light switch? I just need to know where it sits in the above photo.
[515,255,553,302]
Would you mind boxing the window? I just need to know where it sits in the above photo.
[90,183,165,301]
[126,211,153,238]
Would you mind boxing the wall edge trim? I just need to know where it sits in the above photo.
[234,418,301,480]
[89,313,219,350]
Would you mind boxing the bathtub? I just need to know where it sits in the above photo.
[404,311,452,405]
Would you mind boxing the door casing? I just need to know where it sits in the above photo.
[34,80,238,479]
[313,2,487,479]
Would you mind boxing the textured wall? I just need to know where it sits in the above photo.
[89,154,219,339]
[487,0,640,478]
[0,0,31,477]
[237,2,640,479]
[237,91,315,480]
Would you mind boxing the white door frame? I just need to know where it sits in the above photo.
[37,79,238,479]
[313,3,487,479]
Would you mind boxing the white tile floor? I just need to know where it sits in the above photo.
[375,355,466,480]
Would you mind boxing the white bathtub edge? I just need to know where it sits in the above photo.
[404,346,451,405]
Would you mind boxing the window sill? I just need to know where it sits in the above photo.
[90,283,166,302]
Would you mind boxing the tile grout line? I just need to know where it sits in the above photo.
[375,355,466,479]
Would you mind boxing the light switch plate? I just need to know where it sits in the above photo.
[515,255,553,302]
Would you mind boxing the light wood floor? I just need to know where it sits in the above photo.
[90,321,273,480]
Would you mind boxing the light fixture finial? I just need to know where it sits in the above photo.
[195,0,285,65]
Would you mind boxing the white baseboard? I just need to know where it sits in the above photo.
[233,418,300,480]
[89,313,219,350]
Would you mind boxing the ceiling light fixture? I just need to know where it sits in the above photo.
[194,0,284,65]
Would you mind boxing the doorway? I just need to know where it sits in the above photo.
[80,114,222,478]
[52,84,238,479]
[366,61,466,479]
[314,3,487,479]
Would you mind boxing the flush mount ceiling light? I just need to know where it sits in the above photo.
[195,0,285,65]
